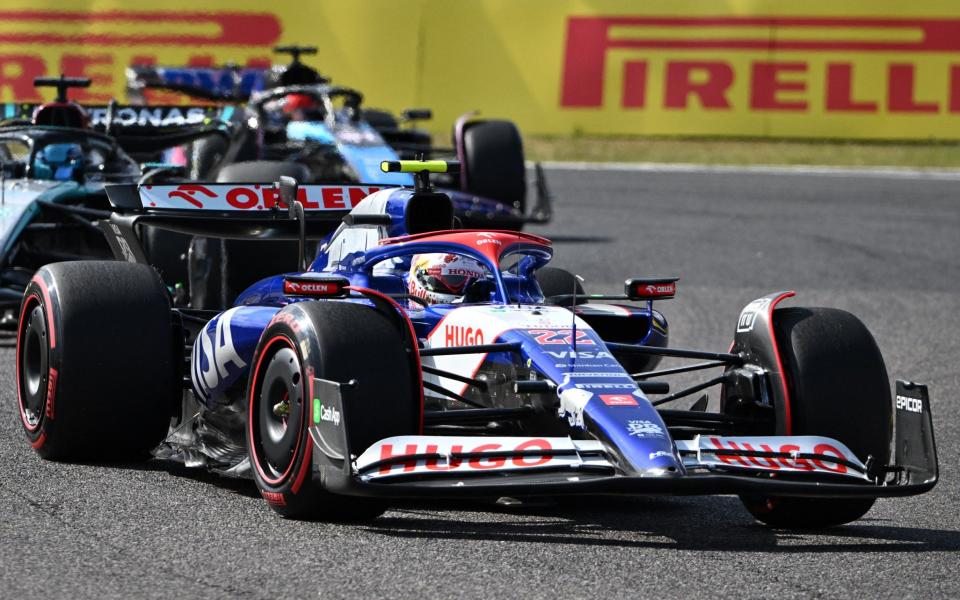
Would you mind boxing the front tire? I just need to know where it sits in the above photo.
[246,301,420,520]
[536,266,584,302]
[740,307,892,528]
[187,161,314,310]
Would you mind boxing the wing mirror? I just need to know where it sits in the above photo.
[402,108,432,121]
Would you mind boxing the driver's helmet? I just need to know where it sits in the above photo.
[32,143,84,181]
[282,93,320,120]
[408,253,487,305]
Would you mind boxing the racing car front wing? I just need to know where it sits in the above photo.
[308,378,937,500]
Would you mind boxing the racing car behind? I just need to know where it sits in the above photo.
[0,75,233,324]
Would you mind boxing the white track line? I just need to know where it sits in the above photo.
[532,160,960,180]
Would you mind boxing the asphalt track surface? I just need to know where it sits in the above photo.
[2,166,959,599]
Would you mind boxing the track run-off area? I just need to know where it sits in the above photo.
[2,165,958,598]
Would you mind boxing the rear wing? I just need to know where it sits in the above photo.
[1,102,233,129]
[93,104,239,155]
[126,65,268,103]
[100,182,391,263]
[106,182,388,212]
[1,102,237,155]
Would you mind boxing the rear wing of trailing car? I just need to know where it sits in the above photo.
[1,102,233,131]
[126,65,269,103]
[101,181,391,264]
[0,102,238,155]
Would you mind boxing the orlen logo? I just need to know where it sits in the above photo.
[283,280,340,295]
[445,325,484,346]
[378,438,553,475]
[645,283,675,296]
[476,232,502,246]
[145,184,382,210]
[600,394,638,406]
[561,16,960,114]
[167,184,218,208]
[710,437,849,473]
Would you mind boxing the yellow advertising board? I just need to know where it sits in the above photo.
[2,0,960,139]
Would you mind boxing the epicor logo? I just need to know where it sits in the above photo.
[896,394,923,413]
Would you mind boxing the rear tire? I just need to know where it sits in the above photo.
[362,108,399,133]
[536,267,584,301]
[739,307,892,528]
[186,161,312,310]
[463,120,526,216]
[247,301,419,520]
[188,135,229,180]
[16,262,175,461]
[215,160,311,183]
[142,227,191,290]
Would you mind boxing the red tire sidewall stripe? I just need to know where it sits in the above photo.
[248,334,306,488]
[16,291,46,434]
[290,373,314,496]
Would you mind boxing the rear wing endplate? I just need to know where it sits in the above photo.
[892,380,938,488]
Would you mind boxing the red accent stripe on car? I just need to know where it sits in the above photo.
[290,371,315,495]
[248,335,304,487]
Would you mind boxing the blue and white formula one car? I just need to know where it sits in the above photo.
[15,161,937,528]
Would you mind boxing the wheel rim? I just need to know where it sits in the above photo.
[252,341,305,484]
[18,300,48,431]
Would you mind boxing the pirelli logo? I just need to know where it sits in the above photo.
[561,16,960,115]
[0,10,280,102]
